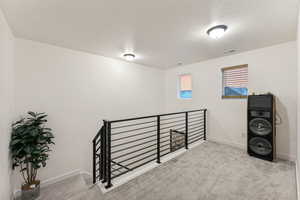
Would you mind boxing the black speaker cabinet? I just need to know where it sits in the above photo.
[247,94,276,161]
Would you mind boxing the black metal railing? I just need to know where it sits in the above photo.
[92,109,207,188]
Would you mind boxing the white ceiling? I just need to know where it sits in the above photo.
[0,0,298,68]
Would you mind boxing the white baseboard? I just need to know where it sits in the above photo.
[208,137,245,150]
[296,161,300,200]
[208,137,296,162]
[41,169,81,187]
[277,153,296,162]
[13,169,81,199]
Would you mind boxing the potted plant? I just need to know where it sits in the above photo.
[10,112,54,200]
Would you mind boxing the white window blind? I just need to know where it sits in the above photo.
[222,65,248,98]
[180,74,192,91]
[179,74,192,99]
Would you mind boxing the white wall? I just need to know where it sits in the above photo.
[297,5,300,197]
[13,38,165,190]
[0,8,14,200]
[165,42,297,161]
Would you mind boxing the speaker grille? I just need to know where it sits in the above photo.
[249,137,272,156]
[249,118,272,136]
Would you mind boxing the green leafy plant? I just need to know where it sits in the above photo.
[10,112,54,186]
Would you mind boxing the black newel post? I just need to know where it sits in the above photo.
[102,121,107,183]
[185,112,188,149]
[157,116,161,164]
[204,109,207,140]
[105,121,112,188]
[93,139,96,184]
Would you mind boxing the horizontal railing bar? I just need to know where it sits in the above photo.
[112,143,157,160]
[188,136,204,145]
[160,115,185,121]
[160,119,185,126]
[127,158,157,172]
[189,132,204,139]
[171,137,185,143]
[160,134,170,140]
[160,143,170,149]
[161,151,171,157]
[111,158,156,179]
[189,127,205,135]
[160,131,170,135]
[188,119,204,124]
[111,120,156,130]
[189,125,204,131]
[159,123,186,131]
[160,147,170,153]
[160,126,186,135]
[159,109,206,117]
[111,134,156,148]
[160,150,170,155]
[115,148,157,165]
[112,153,157,173]
[111,166,124,173]
[126,153,157,167]
[188,116,204,121]
[110,116,157,123]
[111,166,130,174]
[111,138,157,154]
[111,160,131,170]
[112,129,156,142]
[160,138,170,144]
[171,130,185,135]
[112,125,157,135]
[109,109,206,123]
[189,134,204,142]
[188,121,204,126]
[188,121,204,127]
[188,113,205,118]
[188,124,204,130]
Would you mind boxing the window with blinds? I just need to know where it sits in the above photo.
[222,64,248,98]
[179,74,192,99]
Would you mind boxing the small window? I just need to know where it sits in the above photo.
[222,64,248,98]
[179,74,192,99]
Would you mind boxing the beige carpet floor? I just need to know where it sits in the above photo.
[25,142,297,200]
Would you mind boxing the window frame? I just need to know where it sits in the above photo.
[178,73,192,100]
[221,64,248,99]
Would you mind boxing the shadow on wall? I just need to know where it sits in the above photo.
[275,97,291,160]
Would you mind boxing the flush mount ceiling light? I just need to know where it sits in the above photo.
[207,25,228,39]
[123,53,136,61]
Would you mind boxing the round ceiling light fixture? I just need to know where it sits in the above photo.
[207,25,228,39]
[123,53,136,61]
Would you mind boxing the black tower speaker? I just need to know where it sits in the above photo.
[247,94,276,161]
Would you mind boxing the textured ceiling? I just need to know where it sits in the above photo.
[0,0,298,68]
